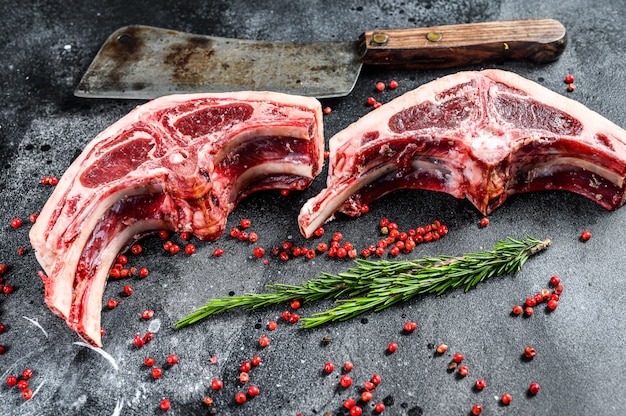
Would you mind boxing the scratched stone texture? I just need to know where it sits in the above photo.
[1,0,625,415]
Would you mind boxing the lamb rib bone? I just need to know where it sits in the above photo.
[298,69,626,238]
[30,91,324,347]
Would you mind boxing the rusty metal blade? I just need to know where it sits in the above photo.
[75,25,362,99]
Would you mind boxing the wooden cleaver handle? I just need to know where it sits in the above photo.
[359,18,566,68]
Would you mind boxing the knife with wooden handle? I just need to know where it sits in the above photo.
[75,18,566,100]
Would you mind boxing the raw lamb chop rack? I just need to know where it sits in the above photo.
[299,69,626,238]
[30,91,324,347]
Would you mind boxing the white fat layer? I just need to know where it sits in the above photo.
[231,162,314,195]
[300,163,396,237]
[169,151,187,164]
[527,157,623,187]
[469,128,510,164]
[77,219,166,347]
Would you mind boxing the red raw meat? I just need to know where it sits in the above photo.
[299,69,626,238]
[30,91,324,347]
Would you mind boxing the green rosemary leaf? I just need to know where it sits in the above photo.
[175,237,551,329]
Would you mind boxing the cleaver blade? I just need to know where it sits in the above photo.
[75,19,566,100]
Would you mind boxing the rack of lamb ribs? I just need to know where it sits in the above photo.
[30,91,324,347]
[299,69,626,238]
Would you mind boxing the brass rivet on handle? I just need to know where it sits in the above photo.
[371,32,389,46]
[426,31,443,42]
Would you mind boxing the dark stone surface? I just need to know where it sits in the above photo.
[1,1,625,415]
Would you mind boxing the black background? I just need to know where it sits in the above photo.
[1,1,625,415]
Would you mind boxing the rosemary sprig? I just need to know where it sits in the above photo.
[175,237,550,329]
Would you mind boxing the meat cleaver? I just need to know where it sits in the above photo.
[75,19,566,100]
